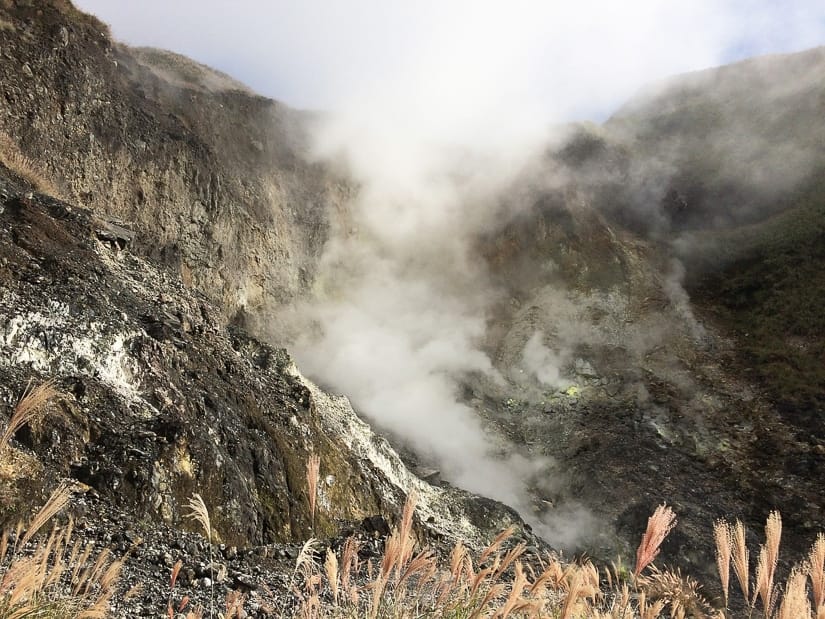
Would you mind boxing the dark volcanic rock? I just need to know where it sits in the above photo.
[0,182,325,545]
[0,172,530,553]
[0,0,350,326]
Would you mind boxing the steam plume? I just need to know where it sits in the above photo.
[266,1,825,548]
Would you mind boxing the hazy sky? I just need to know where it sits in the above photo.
[75,0,825,122]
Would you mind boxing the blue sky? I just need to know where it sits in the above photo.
[74,0,825,122]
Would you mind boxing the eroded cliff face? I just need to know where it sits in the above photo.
[0,1,537,554]
[0,0,348,326]
[469,184,823,571]
[0,169,528,551]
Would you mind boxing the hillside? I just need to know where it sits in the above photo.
[550,46,825,235]
[1,1,825,617]
[459,46,825,576]
[0,0,347,327]
[0,115,533,617]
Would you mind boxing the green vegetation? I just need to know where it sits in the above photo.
[689,172,825,430]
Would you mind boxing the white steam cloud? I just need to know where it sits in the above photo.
[277,1,825,547]
[294,115,555,526]
[518,332,571,390]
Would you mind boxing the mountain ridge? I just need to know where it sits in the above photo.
[1,1,825,615]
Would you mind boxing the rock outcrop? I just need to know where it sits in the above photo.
[0,168,527,552]
[0,0,348,326]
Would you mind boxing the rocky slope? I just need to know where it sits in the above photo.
[469,181,824,576]
[574,46,825,235]
[465,48,825,572]
[0,150,534,614]
[2,1,825,611]
[0,0,348,326]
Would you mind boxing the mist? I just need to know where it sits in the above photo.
[270,2,825,547]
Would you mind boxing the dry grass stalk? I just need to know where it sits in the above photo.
[0,520,122,616]
[754,511,781,617]
[638,590,667,619]
[306,453,320,533]
[765,510,782,577]
[493,543,526,581]
[434,564,461,609]
[294,538,321,581]
[0,132,62,198]
[530,556,564,595]
[65,537,81,573]
[634,503,677,578]
[71,542,94,587]
[731,519,750,602]
[0,528,7,565]
[185,605,205,619]
[293,497,554,618]
[398,549,435,591]
[339,535,360,598]
[170,559,183,590]
[184,493,214,619]
[449,540,467,582]
[559,567,583,619]
[776,567,812,619]
[641,567,710,618]
[810,532,825,611]
[618,580,630,610]
[480,525,516,565]
[324,548,339,605]
[369,491,419,614]
[470,564,496,600]
[714,520,732,608]
[225,590,246,619]
[473,582,508,617]
[754,547,774,617]
[287,504,825,619]
[184,493,212,543]
[367,571,385,619]
[176,594,192,614]
[19,480,75,549]
[42,528,63,589]
[580,562,600,599]
[1,379,60,454]
[80,548,112,595]
[497,561,534,618]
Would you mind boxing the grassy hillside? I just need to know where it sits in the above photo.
[687,172,825,438]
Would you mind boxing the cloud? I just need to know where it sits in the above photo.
[75,1,825,117]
